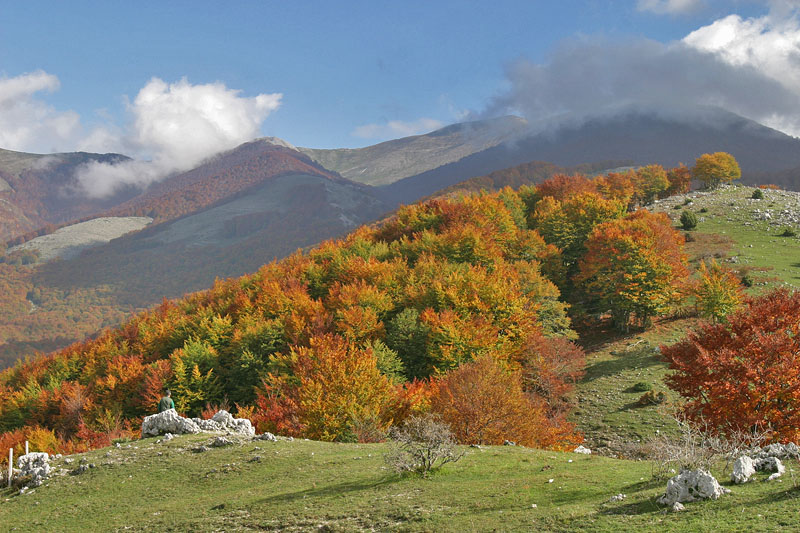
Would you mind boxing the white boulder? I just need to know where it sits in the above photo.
[141,409,201,437]
[731,456,756,484]
[657,469,730,506]
[756,456,785,475]
[17,452,51,488]
[573,445,592,455]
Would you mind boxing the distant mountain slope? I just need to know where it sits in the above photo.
[0,148,134,242]
[37,173,388,308]
[298,116,527,186]
[377,108,800,205]
[107,139,341,224]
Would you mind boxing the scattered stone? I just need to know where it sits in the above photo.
[573,445,592,455]
[192,446,210,454]
[609,494,626,502]
[671,502,686,512]
[547,479,554,484]
[657,469,730,506]
[17,453,51,488]
[248,456,262,463]
[767,472,782,482]
[211,436,234,448]
[254,432,277,442]
[731,456,756,484]
[63,458,74,465]
[469,444,482,449]
[504,440,516,446]
[211,503,226,510]
[70,464,90,476]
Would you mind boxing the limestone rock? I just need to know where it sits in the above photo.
[190,410,255,436]
[671,502,686,512]
[254,432,277,442]
[141,409,201,437]
[608,494,626,502]
[731,456,756,484]
[573,445,592,455]
[17,453,50,488]
[657,469,730,506]
[211,436,233,447]
[756,457,785,475]
[755,443,799,461]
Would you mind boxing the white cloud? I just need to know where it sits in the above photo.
[0,70,82,152]
[352,118,445,140]
[682,9,800,133]
[637,0,703,15]
[0,71,282,197]
[76,77,282,197]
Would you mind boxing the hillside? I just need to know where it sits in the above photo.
[0,147,134,242]
[298,116,527,186]
[0,141,390,368]
[2,434,798,532]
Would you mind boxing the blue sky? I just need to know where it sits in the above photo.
[0,0,787,158]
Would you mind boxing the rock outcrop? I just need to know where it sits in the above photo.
[730,443,795,483]
[141,409,255,438]
[658,469,730,506]
[17,452,51,488]
[141,409,201,437]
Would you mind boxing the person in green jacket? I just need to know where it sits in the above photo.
[158,390,175,413]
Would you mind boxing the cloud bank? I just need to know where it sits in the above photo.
[352,118,445,140]
[77,78,282,197]
[486,6,800,138]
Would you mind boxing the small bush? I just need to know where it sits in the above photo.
[384,414,464,477]
[780,227,797,237]
[740,272,754,287]
[683,198,693,206]
[699,207,708,213]
[751,189,764,199]
[680,210,698,231]
[637,390,666,406]
[632,382,652,392]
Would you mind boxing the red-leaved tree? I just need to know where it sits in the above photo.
[662,289,800,442]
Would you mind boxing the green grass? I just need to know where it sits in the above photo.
[2,434,800,532]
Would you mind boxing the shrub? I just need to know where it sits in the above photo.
[680,210,697,230]
[699,207,708,213]
[694,260,743,323]
[637,390,666,406]
[751,189,764,200]
[384,414,464,477]
[781,227,797,237]
[632,382,652,392]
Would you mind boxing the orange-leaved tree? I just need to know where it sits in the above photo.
[662,289,800,442]
[692,152,741,189]
[257,334,396,441]
[430,354,578,448]
[576,210,688,330]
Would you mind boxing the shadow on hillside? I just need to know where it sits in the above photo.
[582,348,663,383]
[253,476,397,506]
